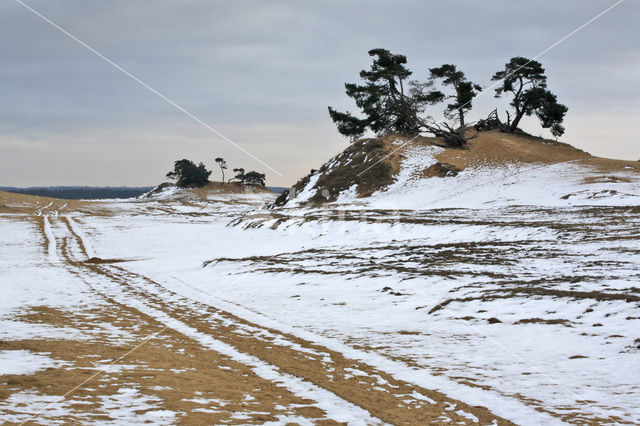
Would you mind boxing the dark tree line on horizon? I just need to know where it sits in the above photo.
[328,49,568,148]
[0,186,153,200]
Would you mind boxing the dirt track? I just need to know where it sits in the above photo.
[0,195,511,424]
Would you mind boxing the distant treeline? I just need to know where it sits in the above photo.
[1,185,288,199]
[268,187,287,194]
[0,186,153,200]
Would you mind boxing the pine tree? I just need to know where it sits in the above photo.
[328,48,426,141]
[214,157,227,183]
[492,57,568,136]
[166,159,211,188]
[244,171,266,187]
[232,168,245,184]
[421,64,482,128]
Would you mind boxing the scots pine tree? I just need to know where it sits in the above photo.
[214,157,227,183]
[166,159,211,188]
[421,64,482,128]
[492,57,568,137]
[328,48,426,141]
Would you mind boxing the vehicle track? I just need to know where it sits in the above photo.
[51,213,511,425]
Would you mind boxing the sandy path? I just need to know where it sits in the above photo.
[0,196,512,424]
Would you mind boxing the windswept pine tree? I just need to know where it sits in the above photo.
[492,57,568,137]
[418,64,482,128]
[244,171,266,187]
[328,48,426,141]
[214,157,228,183]
[231,167,245,184]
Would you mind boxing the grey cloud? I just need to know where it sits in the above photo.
[0,0,638,186]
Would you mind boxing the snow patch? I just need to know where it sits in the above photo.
[0,350,68,375]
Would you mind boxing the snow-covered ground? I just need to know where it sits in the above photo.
[71,189,640,424]
[2,157,639,423]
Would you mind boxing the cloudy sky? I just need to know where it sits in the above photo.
[0,0,637,187]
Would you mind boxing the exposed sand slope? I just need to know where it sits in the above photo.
[278,130,640,208]
[142,181,275,202]
[0,190,86,215]
[274,135,406,206]
[192,182,275,199]
[433,130,639,173]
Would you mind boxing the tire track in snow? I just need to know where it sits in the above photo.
[65,216,95,258]
[55,216,384,425]
[16,214,358,424]
[60,215,511,425]
[42,215,58,263]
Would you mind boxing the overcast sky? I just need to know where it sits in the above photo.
[0,0,638,187]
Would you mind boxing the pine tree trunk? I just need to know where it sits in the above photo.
[509,110,525,132]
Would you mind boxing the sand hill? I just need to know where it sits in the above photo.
[142,181,275,202]
[0,181,277,215]
[0,190,87,215]
[274,130,640,209]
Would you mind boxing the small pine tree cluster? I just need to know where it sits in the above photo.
[166,158,266,188]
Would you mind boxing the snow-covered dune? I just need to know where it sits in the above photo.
[278,130,640,209]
